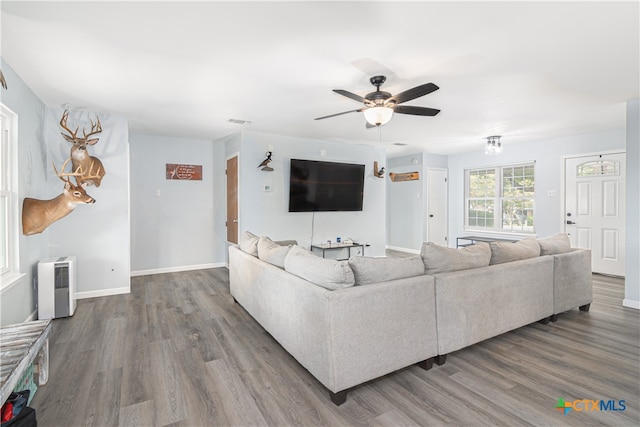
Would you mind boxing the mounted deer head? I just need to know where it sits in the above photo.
[60,110,106,186]
[22,158,96,235]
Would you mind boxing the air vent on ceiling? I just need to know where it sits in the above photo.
[228,118,252,125]
[392,142,408,146]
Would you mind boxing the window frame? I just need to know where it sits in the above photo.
[464,161,536,235]
[1,103,23,290]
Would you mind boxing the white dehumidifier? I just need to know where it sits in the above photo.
[38,256,77,319]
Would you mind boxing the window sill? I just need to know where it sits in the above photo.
[0,272,27,293]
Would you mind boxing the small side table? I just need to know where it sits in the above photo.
[456,235,519,248]
[0,319,52,405]
[311,242,364,260]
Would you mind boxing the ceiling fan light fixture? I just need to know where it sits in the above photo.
[485,135,503,155]
[363,106,394,126]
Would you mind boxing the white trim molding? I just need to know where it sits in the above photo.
[130,262,225,277]
[622,299,640,310]
[385,245,421,255]
[76,287,130,300]
[0,272,26,293]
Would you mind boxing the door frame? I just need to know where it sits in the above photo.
[226,152,240,244]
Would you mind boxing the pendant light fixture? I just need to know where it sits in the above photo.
[485,135,503,155]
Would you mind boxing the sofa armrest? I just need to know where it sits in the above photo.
[552,249,592,314]
[325,275,438,392]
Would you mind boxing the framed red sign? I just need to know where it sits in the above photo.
[166,164,202,181]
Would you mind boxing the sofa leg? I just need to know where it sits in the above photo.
[579,303,591,312]
[417,357,434,371]
[330,390,348,406]
[550,314,558,322]
[538,317,550,325]
[434,354,447,366]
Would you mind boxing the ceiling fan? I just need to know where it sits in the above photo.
[315,75,440,127]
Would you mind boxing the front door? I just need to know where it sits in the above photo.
[226,155,239,244]
[427,168,448,246]
[564,153,626,276]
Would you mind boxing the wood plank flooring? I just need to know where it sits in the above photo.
[30,269,639,426]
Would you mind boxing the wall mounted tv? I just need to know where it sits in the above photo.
[289,159,365,212]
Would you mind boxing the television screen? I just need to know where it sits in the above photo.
[289,159,365,212]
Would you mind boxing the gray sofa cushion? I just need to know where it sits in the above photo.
[538,232,571,255]
[284,245,355,290]
[239,231,259,256]
[420,242,491,274]
[489,237,540,265]
[274,239,298,247]
[257,236,292,268]
[348,255,425,285]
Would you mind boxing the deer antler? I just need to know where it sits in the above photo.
[76,160,103,183]
[52,157,83,184]
[83,117,102,139]
[59,110,80,140]
[60,110,102,142]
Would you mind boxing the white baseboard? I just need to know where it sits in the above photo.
[623,299,640,309]
[76,286,130,300]
[130,262,225,277]
[386,245,421,255]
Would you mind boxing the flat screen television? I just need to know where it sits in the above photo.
[289,159,365,212]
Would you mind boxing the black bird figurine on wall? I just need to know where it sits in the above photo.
[0,70,8,90]
[258,151,274,171]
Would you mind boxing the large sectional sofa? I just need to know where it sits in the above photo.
[228,232,592,405]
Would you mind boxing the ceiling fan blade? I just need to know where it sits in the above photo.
[314,108,363,120]
[393,105,441,116]
[388,83,439,105]
[333,89,367,103]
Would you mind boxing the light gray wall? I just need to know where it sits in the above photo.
[0,59,48,325]
[386,154,424,252]
[447,129,626,244]
[46,108,130,298]
[212,140,227,264]
[230,131,387,256]
[129,133,226,273]
[625,99,639,308]
[386,152,448,251]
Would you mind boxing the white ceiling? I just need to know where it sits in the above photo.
[2,1,638,155]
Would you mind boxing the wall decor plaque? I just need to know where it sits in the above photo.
[166,164,202,180]
[389,171,419,182]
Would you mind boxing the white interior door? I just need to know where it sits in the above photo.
[565,153,626,276]
[427,168,448,246]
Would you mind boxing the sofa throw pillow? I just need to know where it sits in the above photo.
[284,245,355,290]
[420,242,491,274]
[257,236,292,269]
[239,231,259,256]
[348,255,425,285]
[489,237,540,265]
[538,232,571,255]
